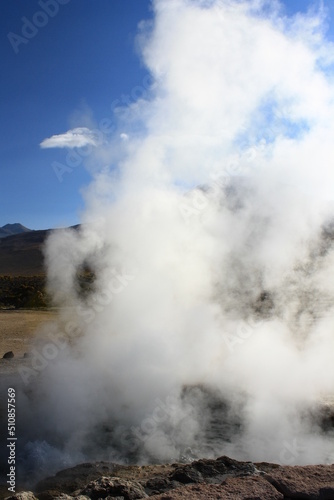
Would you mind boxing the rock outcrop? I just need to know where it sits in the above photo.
[81,477,148,499]
[5,456,334,500]
[3,351,14,359]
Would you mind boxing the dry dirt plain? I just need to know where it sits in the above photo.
[0,309,57,359]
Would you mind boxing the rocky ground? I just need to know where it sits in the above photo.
[3,456,334,500]
[1,312,333,499]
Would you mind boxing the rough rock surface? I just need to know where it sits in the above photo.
[81,477,148,499]
[5,457,334,500]
[6,493,37,500]
[47,496,89,500]
[258,463,334,499]
[149,476,284,499]
[34,463,117,496]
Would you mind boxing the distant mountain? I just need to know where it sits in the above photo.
[0,229,50,276]
[0,223,32,239]
[0,224,80,276]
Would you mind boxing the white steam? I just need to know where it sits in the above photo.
[20,0,334,478]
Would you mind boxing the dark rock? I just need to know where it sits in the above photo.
[36,490,63,500]
[37,490,79,500]
[215,455,258,475]
[309,401,334,432]
[169,467,203,484]
[5,493,38,500]
[3,351,14,359]
[255,461,281,473]
[168,455,257,486]
[26,457,334,500]
[35,462,117,495]
[143,477,171,496]
[149,476,284,499]
[53,495,89,499]
[80,476,148,499]
[191,459,220,477]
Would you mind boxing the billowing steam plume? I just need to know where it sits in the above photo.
[18,0,334,480]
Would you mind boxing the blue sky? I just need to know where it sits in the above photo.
[1,0,333,230]
[0,0,152,229]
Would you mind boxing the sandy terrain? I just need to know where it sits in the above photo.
[0,310,57,358]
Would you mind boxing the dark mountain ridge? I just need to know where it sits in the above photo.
[0,223,32,239]
[0,229,50,276]
[0,224,80,308]
[0,224,80,276]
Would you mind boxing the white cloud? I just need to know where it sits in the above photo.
[40,127,99,149]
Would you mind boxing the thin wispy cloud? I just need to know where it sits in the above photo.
[40,127,99,149]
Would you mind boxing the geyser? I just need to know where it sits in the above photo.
[12,0,334,482]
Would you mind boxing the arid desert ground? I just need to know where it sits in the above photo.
[0,310,56,360]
